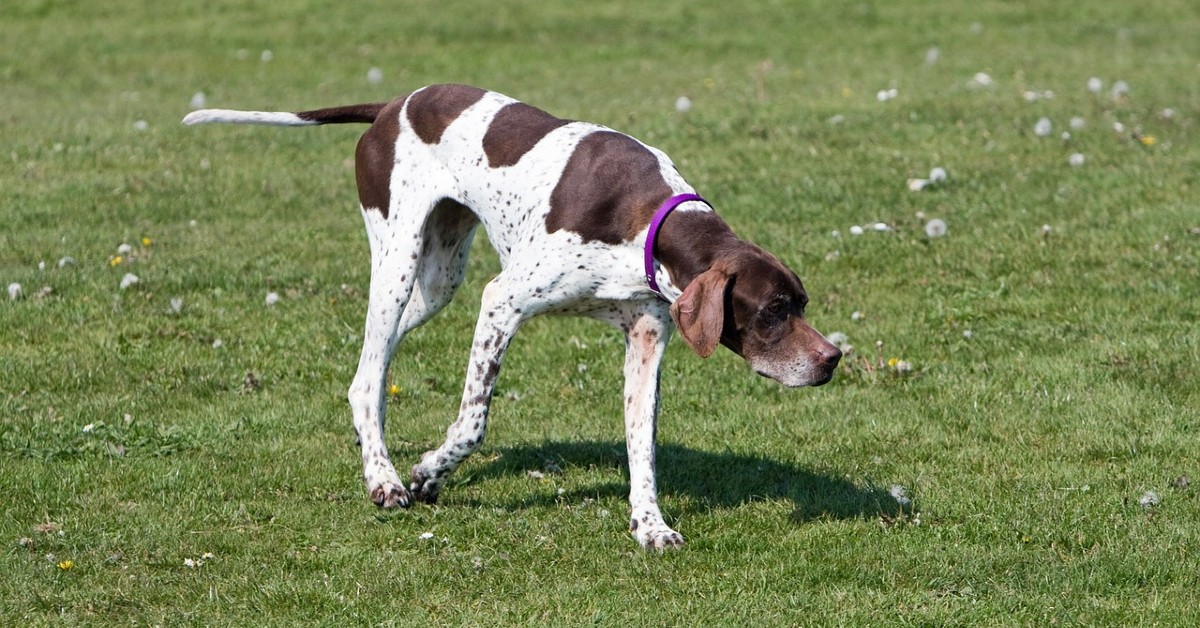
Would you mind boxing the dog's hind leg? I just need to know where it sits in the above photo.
[348,195,476,509]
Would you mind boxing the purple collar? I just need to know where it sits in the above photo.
[645,193,709,298]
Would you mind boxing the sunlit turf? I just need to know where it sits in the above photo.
[2,0,1199,624]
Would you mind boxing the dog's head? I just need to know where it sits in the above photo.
[669,245,841,387]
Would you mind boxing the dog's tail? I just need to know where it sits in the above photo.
[182,102,388,127]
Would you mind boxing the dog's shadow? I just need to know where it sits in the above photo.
[454,440,903,522]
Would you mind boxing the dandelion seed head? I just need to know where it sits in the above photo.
[1138,491,1160,508]
[827,113,845,125]
[908,178,930,191]
[1113,121,1126,133]
[963,330,973,339]
[924,47,940,65]
[366,67,383,84]
[58,256,76,268]
[1069,153,1085,167]
[7,283,22,300]
[872,222,889,232]
[967,72,994,88]
[1069,116,1086,130]
[1087,77,1103,93]
[851,310,864,321]
[265,292,280,306]
[184,558,197,568]
[117,243,133,255]
[189,92,207,110]
[924,218,948,238]
[211,338,224,349]
[1111,80,1129,100]
[1160,108,1176,120]
[674,96,692,113]
[929,167,947,183]
[831,230,841,238]
[260,49,273,62]
[849,225,864,236]
[119,273,140,290]
[133,120,149,132]
[889,484,912,507]
[1034,117,1052,137]
[876,88,899,102]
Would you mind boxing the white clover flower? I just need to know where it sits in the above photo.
[1034,117,1052,137]
[133,120,149,132]
[265,292,280,306]
[366,67,383,84]
[1138,491,1160,508]
[184,558,197,568]
[1069,116,1086,130]
[908,178,930,192]
[7,283,22,300]
[260,49,273,62]
[189,92,207,110]
[1041,224,1052,236]
[872,222,889,232]
[419,532,434,540]
[963,330,973,339]
[851,310,863,321]
[1161,108,1176,120]
[1113,121,1126,133]
[576,363,588,373]
[827,114,845,125]
[201,552,215,560]
[849,225,864,236]
[119,273,140,290]
[57,256,76,268]
[674,96,692,113]
[82,423,95,433]
[929,167,947,183]
[117,243,133,255]
[170,297,184,314]
[895,360,913,373]
[1087,77,1103,93]
[211,338,224,349]
[924,218,948,238]
[831,230,841,238]
[1068,153,1085,167]
[876,88,898,102]
[924,47,940,65]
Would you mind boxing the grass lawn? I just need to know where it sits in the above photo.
[3,0,1199,624]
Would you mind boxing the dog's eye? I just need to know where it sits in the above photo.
[764,298,789,320]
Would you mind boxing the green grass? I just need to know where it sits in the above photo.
[3,0,1200,624]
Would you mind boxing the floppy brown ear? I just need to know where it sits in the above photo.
[669,267,729,358]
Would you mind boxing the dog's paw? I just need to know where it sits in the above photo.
[631,518,685,551]
[409,461,442,505]
[368,480,411,509]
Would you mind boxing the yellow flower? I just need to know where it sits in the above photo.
[887,357,899,368]
[109,256,123,267]
[57,560,74,570]
[388,384,400,396]
[141,237,153,246]
[841,86,853,98]
[1138,135,1157,146]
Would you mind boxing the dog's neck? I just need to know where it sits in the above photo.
[654,210,742,291]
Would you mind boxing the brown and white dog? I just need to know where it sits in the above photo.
[184,84,841,550]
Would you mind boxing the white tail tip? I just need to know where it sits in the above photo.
[182,109,314,127]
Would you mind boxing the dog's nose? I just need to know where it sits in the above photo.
[819,344,842,368]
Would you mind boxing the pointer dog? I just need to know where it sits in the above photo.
[184,84,841,550]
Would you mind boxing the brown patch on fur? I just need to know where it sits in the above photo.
[546,131,673,244]
[483,102,571,167]
[406,84,487,145]
[355,99,405,218]
[296,103,388,125]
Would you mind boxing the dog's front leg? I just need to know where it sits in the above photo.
[620,305,684,550]
[409,278,524,503]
